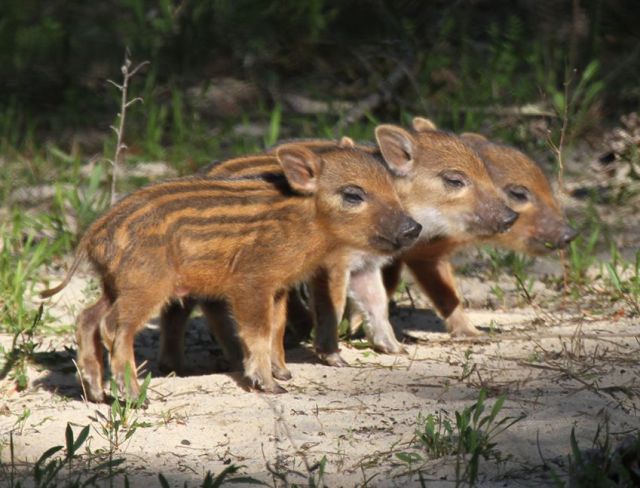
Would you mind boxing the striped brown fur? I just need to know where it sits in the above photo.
[157,136,398,374]
[160,127,521,372]
[41,142,420,402]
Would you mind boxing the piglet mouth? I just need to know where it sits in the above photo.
[370,220,423,253]
[531,227,579,253]
[370,235,406,253]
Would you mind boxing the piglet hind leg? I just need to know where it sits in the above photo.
[75,293,112,403]
[286,287,315,342]
[200,299,244,372]
[158,297,197,375]
[229,292,286,394]
[381,258,403,299]
[349,267,407,354]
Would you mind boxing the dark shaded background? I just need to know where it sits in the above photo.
[2,0,639,140]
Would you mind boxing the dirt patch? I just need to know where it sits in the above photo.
[2,266,639,486]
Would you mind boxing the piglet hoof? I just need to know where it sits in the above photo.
[79,376,105,404]
[369,330,408,354]
[158,359,184,376]
[263,382,288,394]
[247,373,288,394]
[272,365,293,381]
[108,393,150,410]
[114,375,148,408]
[371,337,407,355]
[449,324,483,337]
[318,351,349,367]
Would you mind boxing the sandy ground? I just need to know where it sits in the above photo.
[1,260,639,487]
[1,140,640,486]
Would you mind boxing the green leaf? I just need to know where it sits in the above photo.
[570,427,582,464]
[211,465,245,488]
[226,476,266,485]
[93,457,126,471]
[581,60,600,84]
[489,395,505,422]
[65,423,74,456]
[605,263,623,292]
[72,425,90,454]
[395,451,423,464]
[265,104,282,147]
[158,473,171,488]
[472,390,486,424]
[552,91,565,114]
[36,445,62,466]
[468,450,480,483]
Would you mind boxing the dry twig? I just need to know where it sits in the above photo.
[106,51,149,205]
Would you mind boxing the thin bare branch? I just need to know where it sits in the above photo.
[106,79,123,91]
[124,97,144,108]
[108,51,149,205]
[129,61,151,78]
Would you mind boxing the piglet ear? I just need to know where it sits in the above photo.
[276,143,320,194]
[412,116,437,132]
[375,124,415,177]
[338,136,355,148]
[460,132,488,143]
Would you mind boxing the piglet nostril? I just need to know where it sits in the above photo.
[499,208,519,232]
[562,227,579,245]
[398,218,422,247]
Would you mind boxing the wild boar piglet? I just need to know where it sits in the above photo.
[42,142,420,401]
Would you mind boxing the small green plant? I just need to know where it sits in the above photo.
[396,389,525,486]
[338,316,351,340]
[549,60,604,146]
[485,248,534,281]
[0,205,81,385]
[142,71,168,160]
[159,464,264,487]
[92,366,152,448]
[490,283,505,304]
[264,103,282,148]
[546,424,640,487]
[0,215,60,334]
[604,247,640,315]
[567,224,601,289]
[89,365,151,483]
[415,411,454,459]
[459,347,476,382]
[11,407,32,435]
[285,455,328,488]
[2,423,92,488]
[487,320,499,335]
[267,455,328,488]
[483,247,537,305]
[0,305,43,390]
[51,163,109,242]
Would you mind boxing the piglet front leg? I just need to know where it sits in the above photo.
[312,260,350,367]
[348,267,407,354]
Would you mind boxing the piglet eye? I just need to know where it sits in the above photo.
[441,171,467,189]
[340,185,366,205]
[506,185,529,202]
